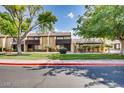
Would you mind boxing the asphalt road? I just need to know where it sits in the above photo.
[0,66,124,88]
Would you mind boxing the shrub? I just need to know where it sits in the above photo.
[4,48,12,52]
[3,48,6,51]
[35,49,42,52]
[45,45,52,51]
[0,47,2,52]
[105,45,112,48]
[59,47,67,54]
[12,49,17,52]
[41,49,46,52]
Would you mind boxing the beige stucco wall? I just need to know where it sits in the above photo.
[0,37,3,48]
[0,36,13,50]
[0,36,12,49]
[5,37,13,49]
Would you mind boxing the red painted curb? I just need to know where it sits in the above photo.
[0,63,124,66]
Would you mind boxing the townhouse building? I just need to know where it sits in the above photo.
[0,32,72,52]
[0,32,121,53]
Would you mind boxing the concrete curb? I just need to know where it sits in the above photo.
[0,62,124,66]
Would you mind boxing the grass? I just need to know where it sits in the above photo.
[48,54,124,60]
[0,53,124,60]
[0,53,49,60]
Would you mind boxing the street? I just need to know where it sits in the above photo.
[0,65,124,88]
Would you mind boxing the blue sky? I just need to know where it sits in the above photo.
[0,5,85,32]
[44,5,85,32]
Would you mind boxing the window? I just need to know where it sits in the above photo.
[27,37,34,40]
[34,45,41,49]
[27,37,40,40]
[56,36,71,40]
[64,37,71,39]
[56,37,63,40]
[34,37,40,40]
[56,45,64,49]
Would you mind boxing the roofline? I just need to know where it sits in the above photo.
[0,32,71,37]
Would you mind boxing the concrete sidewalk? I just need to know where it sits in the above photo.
[0,59,124,63]
[0,59,124,66]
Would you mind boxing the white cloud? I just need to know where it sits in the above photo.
[67,12,74,19]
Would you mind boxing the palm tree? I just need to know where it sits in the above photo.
[38,11,57,52]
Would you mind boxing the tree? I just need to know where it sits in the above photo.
[74,5,124,54]
[0,5,43,55]
[38,11,57,52]
[0,12,17,51]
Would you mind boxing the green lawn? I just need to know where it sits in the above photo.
[48,54,124,60]
[0,53,49,60]
[0,53,124,60]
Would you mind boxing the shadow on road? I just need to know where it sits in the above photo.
[23,66,124,88]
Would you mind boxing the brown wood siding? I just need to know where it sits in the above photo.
[42,36,48,49]
[41,36,56,49]
[49,36,56,49]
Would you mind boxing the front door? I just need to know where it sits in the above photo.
[12,44,24,52]
[28,44,34,51]
[64,44,71,51]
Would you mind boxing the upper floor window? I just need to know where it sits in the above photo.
[34,37,40,40]
[27,37,40,40]
[64,37,71,39]
[56,36,71,40]
[56,37,63,40]
[27,37,34,40]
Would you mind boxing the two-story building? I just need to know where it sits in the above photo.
[0,32,72,52]
[0,32,121,53]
